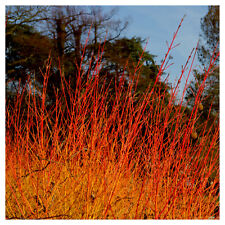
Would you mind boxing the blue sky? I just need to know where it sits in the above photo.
[103,5,208,98]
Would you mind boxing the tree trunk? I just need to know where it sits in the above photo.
[56,18,66,77]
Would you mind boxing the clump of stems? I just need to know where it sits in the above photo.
[5,19,219,219]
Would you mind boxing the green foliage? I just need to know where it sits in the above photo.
[6,23,52,82]
[101,37,170,99]
[5,6,130,104]
[185,6,219,124]
[198,6,219,66]
[6,6,170,109]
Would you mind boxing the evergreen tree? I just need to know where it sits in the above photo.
[185,6,219,121]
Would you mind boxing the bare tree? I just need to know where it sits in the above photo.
[44,6,128,79]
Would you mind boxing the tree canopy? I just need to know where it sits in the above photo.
[6,6,170,107]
